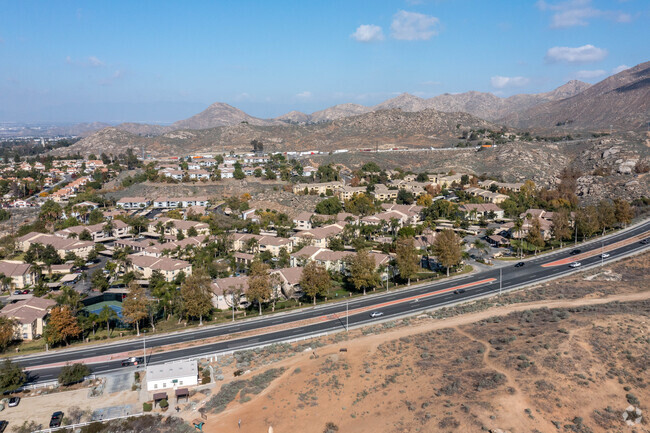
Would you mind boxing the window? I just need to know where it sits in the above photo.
[163,383,166,388]
[154,384,158,389]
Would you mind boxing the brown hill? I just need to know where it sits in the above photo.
[502,62,650,131]
[170,102,278,130]
[52,108,497,157]
[309,103,371,123]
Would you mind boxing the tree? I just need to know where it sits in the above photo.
[525,217,545,255]
[345,193,376,216]
[300,261,331,305]
[44,306,82,346]
[91,269,109,292]
[432,229,462,276]
[98,305,118,335]
[247,260,272,315]
[395,237,419,285]
[613,199,633,227]
[79,229,92,241]
[315,197,342,215]
[597,200,616,235]
[345,250,380,295]
[181,270,213,325]
[88,208,104,225]
[576,206,599,240]
[58,363,90,386]
[0,359,26,393]
[396,189,414,205]
[551,208,571,248]
[234,166,245,179]
[0,316,15,352]
[327,237,345,251]
[39,199,62,229]
[416,194,433,207]
[122,282,149,336]
[187,226,198,237]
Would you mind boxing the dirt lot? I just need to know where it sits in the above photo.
[191,254,649,433]
[0,388,138,430]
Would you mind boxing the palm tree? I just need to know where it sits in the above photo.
[513,218,523,258]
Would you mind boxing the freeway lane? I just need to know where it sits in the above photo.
[19,220,650,383]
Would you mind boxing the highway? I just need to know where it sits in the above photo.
[15,220,650,384]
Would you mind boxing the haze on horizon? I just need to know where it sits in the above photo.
[0,0,648,123]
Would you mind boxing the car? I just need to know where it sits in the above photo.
[369,311,384,318]
[570,249,581,255]
[569,262,581,268]
[453,289,466,294]
[7,397,20,407]
[0,420,7,433]
[514,262,525,268]
[121,356,145,367]
[13,290,21,295]
[600,252,610,258]
[49,412,64,428]
[85,261,95,267]
[641,238,649,245]
[20,290,29,295]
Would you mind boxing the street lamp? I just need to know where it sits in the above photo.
[346,300,349,332]
[143,330,147,368]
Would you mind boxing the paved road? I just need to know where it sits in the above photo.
[17,220,650,384]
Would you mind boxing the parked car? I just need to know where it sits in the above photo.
[12,290,20,295]
[369,311,384,318]
[569,262,582,268]
[514,262,525,268]
[20,290,29,295]
[600,252,610,258]
[7,397,20,407]
[121,356,144,367]
[453,289,466,294]
[570,249,581,255]
[0,420,8,433]
[49,412,64,428]
[641,238,649,245]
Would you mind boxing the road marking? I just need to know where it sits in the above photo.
[542,231,649,267]
[322,278,496,320]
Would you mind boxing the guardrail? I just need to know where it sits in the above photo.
[33,412,145,433]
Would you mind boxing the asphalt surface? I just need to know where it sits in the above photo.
[17,220,650,384]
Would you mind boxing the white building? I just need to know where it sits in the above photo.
[146,360,198,391]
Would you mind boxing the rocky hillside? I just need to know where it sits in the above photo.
[170,102,277,130]
[274,81,591,124]
[51,108,497,157]
[502,62,650,131]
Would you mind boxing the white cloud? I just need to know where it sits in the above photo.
[490,76,530,89]
[390,10,440,41]
[545,44,607,63]
[351,24,384,42]
[536,0,632,28]
[612,64,631,74]
[87,56,104,67]
[296,91,312,98]
[575,69,605,79]
[99,69,125,86]
[66,55,106,68]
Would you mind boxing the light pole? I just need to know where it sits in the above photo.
[601,240,604,267]
[143,330,147,368]
[346,300,349,332]
[499,267,502,296]
[232,292,235,322]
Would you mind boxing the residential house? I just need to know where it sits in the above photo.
[293,212,314,231]
[292,181,343,195]
[211,276,249,310]
[116,197,151,209]
[338,185,367,201]
[0,297,56,340]
[458,203,505,221]
[128,254,193,282]
[0,260,38,288]
[17,232,94,259]
[291,224,344,248]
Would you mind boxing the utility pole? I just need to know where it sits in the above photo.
[346,300,349,332]
[232,293,235,322]
[499,267,502,296]
[143,330,147,368]
[601,240,604,267]
[574,222,578,246]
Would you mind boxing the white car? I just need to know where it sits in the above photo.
[600,253,610,258]
[569,262,582,268]
[369,311,384,318]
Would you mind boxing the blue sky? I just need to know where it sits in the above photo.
[0,0,647,123]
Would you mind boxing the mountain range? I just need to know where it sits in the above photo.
[45,60,650,157]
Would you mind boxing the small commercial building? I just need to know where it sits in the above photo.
[146,360,198,391]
